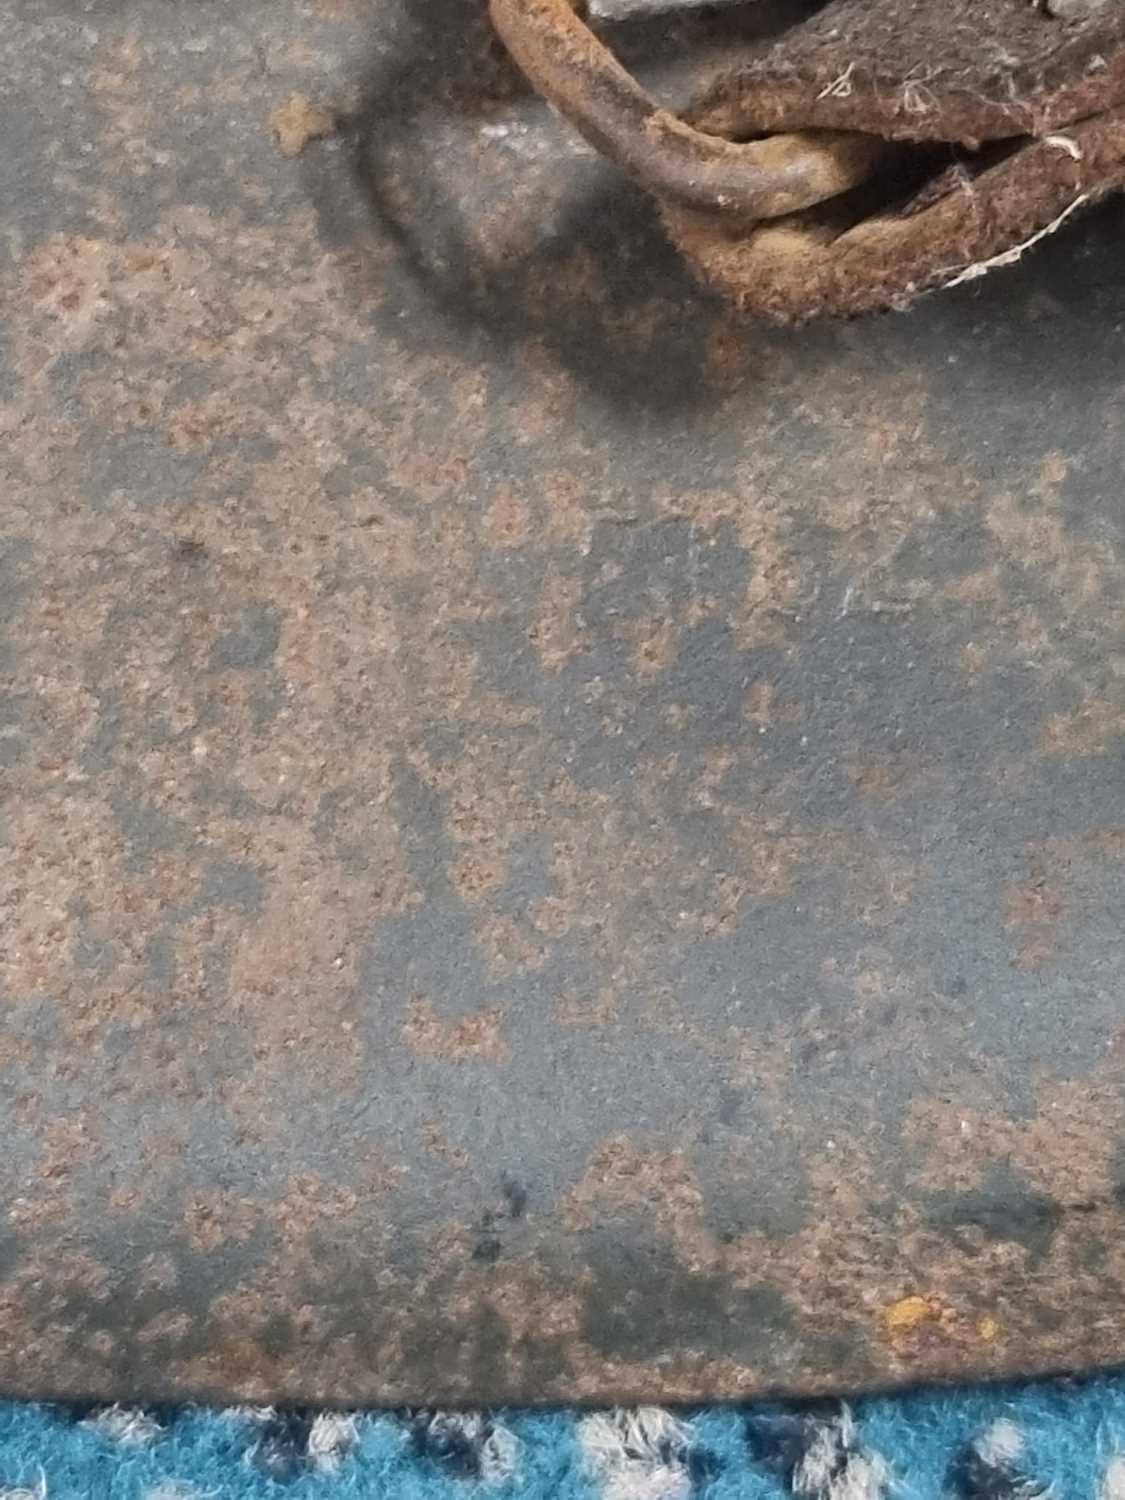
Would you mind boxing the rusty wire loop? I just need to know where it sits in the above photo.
[488,0,886,220]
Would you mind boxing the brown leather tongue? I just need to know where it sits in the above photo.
[661,0,1125,318]
[689,0,1125,144]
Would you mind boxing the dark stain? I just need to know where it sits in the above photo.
[925,1165,1064,1266]
[198,858,267,916]
[0,733,26,769]
[259,1313,297,1362]
[0,1230,23,1283]
[0,541,37,631]
[109,792,192,871]
[143,928,177,995]
[581,1237,794,1361]
[500,1174,528,1219]
[209,604,282,674]
[801,1331,878,1384]
[174,537,208,566]
[717,1086,743,1128]
[69,902,120,978]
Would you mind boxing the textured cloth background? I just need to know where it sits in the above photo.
[3,1374,1125,1499]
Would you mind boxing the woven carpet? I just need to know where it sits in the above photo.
[4,1373,1125,1499]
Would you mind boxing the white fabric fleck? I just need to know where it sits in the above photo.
[144,1485,215,1500]
[1101,1456,1125,1500]
[220,1406,276,1426]
[479,1423,521,1486]
[823,1452,890,1500]
[416,1413,521,1486]
[795,1414,853,1495]
[307,1414,359,1473]
[83,1407,162,1446]
[579,1408,694,1500]
[793,1410,889,1500]
[975,1420,1026,1469]
[0,1467,47,1500]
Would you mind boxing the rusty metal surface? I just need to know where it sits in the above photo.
[4,0,1125,1408]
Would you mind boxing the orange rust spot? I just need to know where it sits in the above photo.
[882,1295,943,1333]
[978,1315,1000,1342]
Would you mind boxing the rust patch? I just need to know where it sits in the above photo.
[553,987,619,1028]
[402,996,511,1064]
[1003,871,1066,971]
[627,616,677,677]
[482,486,532,547]
[421,1122,471,1169]
[744,679,800,730]
[474,913,549,978]
[1041,695,1125,757]
[847,752,934,802]
[270,93,336,157]
[184,1193,262,1254]
[451,848,509,904]
[274,1174,361,1238]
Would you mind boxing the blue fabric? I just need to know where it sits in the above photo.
[0,1373,1123,1499]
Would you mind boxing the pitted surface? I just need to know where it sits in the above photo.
[4,0,1125,1405]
